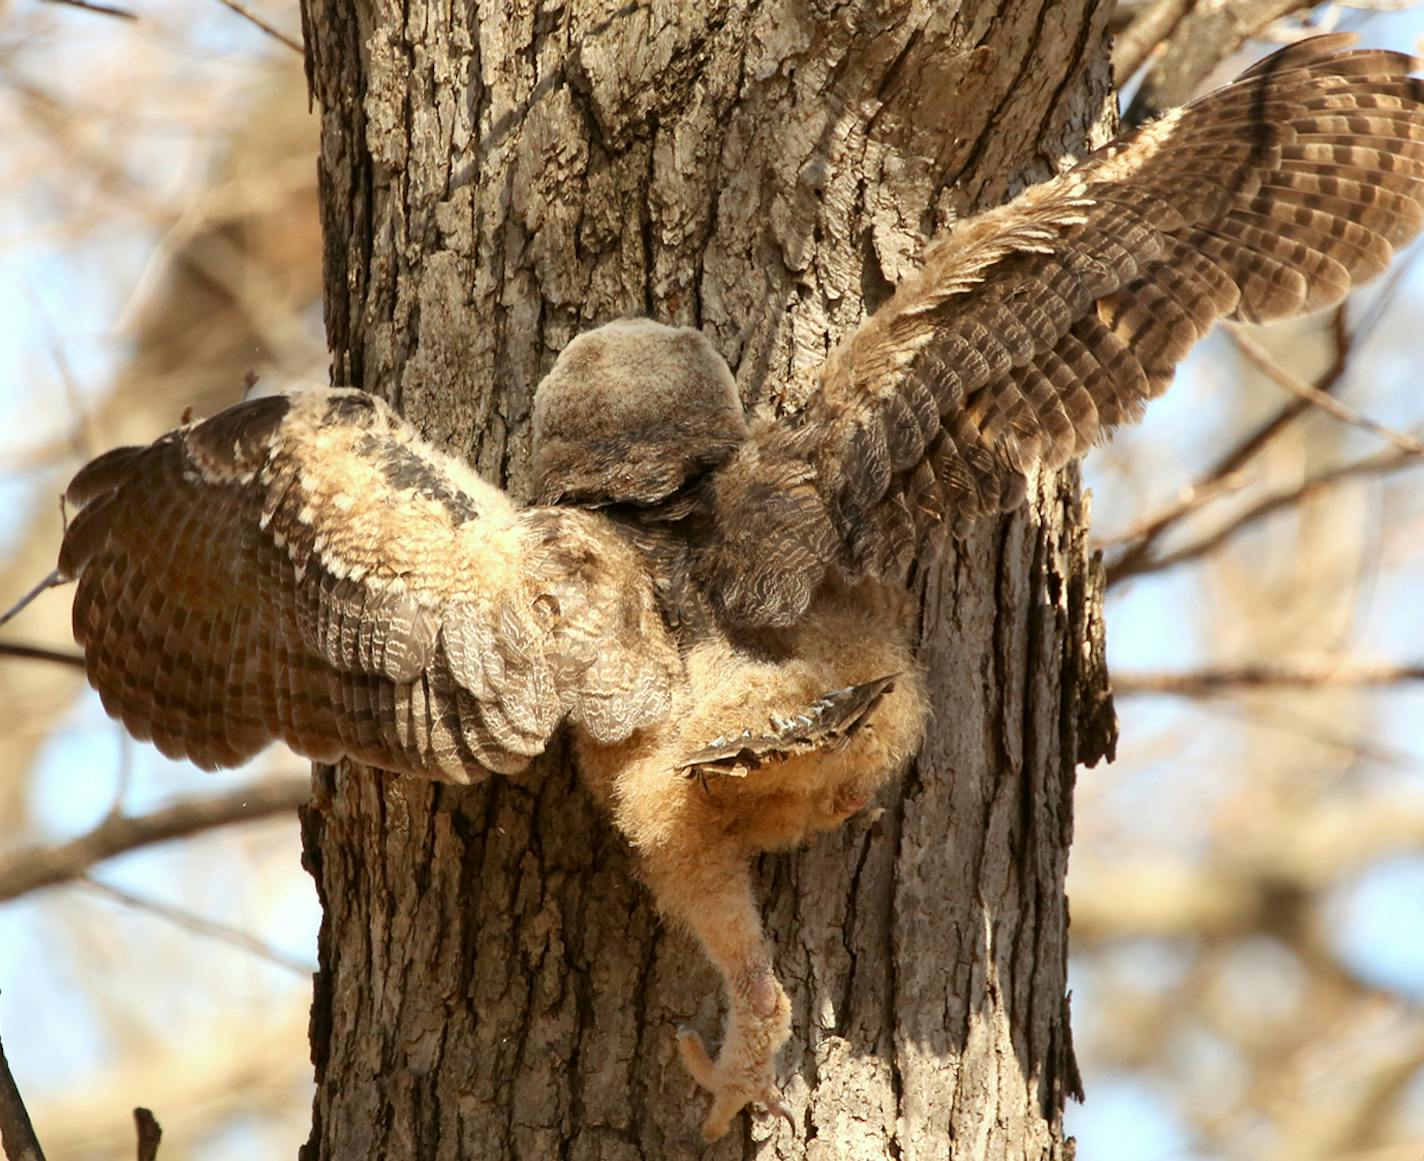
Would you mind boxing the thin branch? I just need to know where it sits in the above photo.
[1105,307,1353,584]
[1172,695,1421,772]
[0,1013,45,1161]
[0,572,65,632]
[25,1007,309,1157]
[81,879,313,975]
[1112,0,1191,85]
[0,644,85,671]
[1114,446,1423,582]
[1123,0,1318,125]
[133,1110,161,1161]
[1095,469,1252,553]
[210,0,303,54]
[1116,661,1424,697]
[0,780,309,903]
[1226,325,1424,457]
[42,0,136,20]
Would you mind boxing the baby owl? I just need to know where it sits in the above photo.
[43,37,1424,1140]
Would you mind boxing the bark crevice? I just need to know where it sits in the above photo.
[298,3,1114,1156]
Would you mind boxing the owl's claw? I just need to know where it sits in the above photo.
[675,1025,716,1087]
[676,1024,793,1141]
[754,1094,797,1132]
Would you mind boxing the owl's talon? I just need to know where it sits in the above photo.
[692,1076,791,1143]
[754,1094,797,1132]
[676,1025,717,1087]
[675,984,792,1140]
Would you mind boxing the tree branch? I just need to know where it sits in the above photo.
[1095,468,1252,555]
[81,879,313,974]
[1104,308,1353,584]
[132,1110,160,1161]
[1110,446,1423,583]
[209,0,302,54]
[0,644,85,671]
[1225,325,1424,457]
[1112,0,1191,85]
[1073,797,1424,940]
[0,780,309,904]
[0,1017,45,1161]
[1123,0,1316,125]
[1115,661,1424,696]
[41,0,135,21]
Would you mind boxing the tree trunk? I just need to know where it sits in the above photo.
[297,3,1119,1158]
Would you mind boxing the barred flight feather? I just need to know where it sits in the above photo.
[705,35,1424,627]
[60,388,679,780]
[50,43,1424,1138]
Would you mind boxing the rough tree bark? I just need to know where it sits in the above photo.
[297,3,1118,1158]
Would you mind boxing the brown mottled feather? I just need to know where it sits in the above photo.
[678,674,899,777]
[702,36,1424,628]
[60,388,680,780]
[51,39,1424,1141]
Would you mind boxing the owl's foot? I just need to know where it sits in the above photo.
[677,1026,793,1140]
[676,968,793,1141]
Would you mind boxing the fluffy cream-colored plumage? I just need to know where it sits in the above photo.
[52,37,1424,1139]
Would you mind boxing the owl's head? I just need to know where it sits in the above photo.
[531,319,750,507]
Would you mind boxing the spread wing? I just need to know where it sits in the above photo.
[704,35,1424,627]
[59,388,679,781]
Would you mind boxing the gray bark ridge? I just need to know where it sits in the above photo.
[299,2,1115,1157]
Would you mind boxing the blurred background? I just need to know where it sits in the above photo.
[0,2,1419,1158]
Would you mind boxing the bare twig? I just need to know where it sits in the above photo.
[1180,696,1420,772]
[1123,0,1319,125]
[1105,309,1354,585]
[1112,0,1191,85]
[1226,325,1424,457]
[0,780,310,903]
[1114,446,1423,582]
[81,879,313,975]
[0,572,66,632]
[24,1006,309,1158]
[42,0,136,20]
[0,644,85,671]
[133,1110,160,1161]
[1095,469,1252,553]
[0,1012,46,1161]
[1116,661,1424,697]
[210,0,303,54]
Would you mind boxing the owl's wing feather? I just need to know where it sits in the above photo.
[677,674,897,778]
[706,35,1424,628]
[60,388,678,780]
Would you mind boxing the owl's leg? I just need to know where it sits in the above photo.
[642,843,792,1141]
